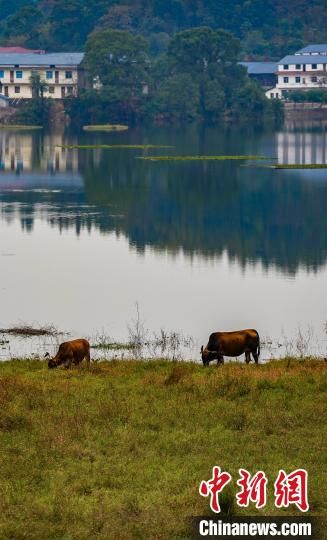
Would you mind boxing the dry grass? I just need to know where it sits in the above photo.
[0,358,325,538]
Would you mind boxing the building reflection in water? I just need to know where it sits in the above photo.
[0,131,79,174]
[277,120,327,165]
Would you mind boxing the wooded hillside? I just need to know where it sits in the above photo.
[0,0,326,59]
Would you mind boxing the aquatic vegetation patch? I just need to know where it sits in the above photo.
[0,125,43,130]
[83,124,128,132]
[91,342,136,350]
[0,324,62,337]
[137,155,273,162]
[248,163,327,169]
[56,144,174,150]
[272,164,327,169]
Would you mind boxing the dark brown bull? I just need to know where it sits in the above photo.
[201,329,260,366]
[47,339,90,369]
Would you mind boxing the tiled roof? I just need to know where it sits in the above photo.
[295,44,327,55]
[240,62,276,74]
[0,53,84,66]
[0,47,45,54]
[279,54,327,64]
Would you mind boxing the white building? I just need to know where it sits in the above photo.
[266,44,327,99]
[0,53,84,100]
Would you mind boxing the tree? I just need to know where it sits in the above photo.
[154,73,199,121]
[84,29,150,121]
[3,5,44,47]
[97,5,134,32]
[30,72,48,99]
[168,27,241,74]
[162,27,244,119]
[17,73,50,126]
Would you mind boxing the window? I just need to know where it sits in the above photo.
[295,64,301,69]
[46,71,53,80]
[16,70,23,79]
[283,64,289,70]
[270,92,274,98]
[311,76,317,82]
[65,71,72,79]
[295,76,301,83]
[66,86,73,95]
[0,70,4,78]
[283,76,289,83]
[312,64,317,69]
[14,86,20,93]
[48,87,55,94]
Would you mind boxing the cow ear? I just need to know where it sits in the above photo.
[44,352,50,358]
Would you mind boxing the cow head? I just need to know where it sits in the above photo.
[45,352,57,369]
[47,357,58,369]
[46,353,63,369]
[201,345,218,366]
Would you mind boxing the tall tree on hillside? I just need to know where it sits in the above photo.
[48,0,117,49]
[3,5,44,47]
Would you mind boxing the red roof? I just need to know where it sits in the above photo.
[0,47,45,54]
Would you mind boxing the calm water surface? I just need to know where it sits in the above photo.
[0,121,326,360]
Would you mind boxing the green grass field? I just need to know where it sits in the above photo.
[0,359,325,539]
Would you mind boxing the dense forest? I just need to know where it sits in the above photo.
[0,0,326,60]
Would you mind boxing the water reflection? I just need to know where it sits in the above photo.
[277,120,327,165]
[0,124,326,276]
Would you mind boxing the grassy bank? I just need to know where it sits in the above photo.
[0,359,325,538]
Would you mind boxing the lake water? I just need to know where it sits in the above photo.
[0,121,326,361]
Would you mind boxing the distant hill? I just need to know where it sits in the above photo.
[0,0,326,59]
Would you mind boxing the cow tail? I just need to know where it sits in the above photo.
[257,332,260,358]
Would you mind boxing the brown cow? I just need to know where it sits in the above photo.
[201,329,260,366]
[47,339,90,369]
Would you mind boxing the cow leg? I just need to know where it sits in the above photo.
[217,355,224,365]
[86,350,91,368]
[64,353,73,369]
[252,350,259,364]
[245,351,251,364]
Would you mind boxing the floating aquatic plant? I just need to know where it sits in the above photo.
[56,144,175,150]
[83,124,128,132]
[0,125,43,130]
[91,342,136,350]
[137,155,274,162]
[272,164,327,169]
[247,163,327,169]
